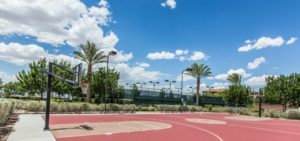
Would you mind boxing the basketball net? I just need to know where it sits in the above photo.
[80,83,90,95]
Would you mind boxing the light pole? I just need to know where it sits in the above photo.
[165,80,176,94]
[206,86,214,95]
[175,87,181,93]
[105,51,117,113]
[258,88,264,117]
[143,82,147,91]
[126,83,132,96]
[180,68,191,106]
[136,82,146,90]
[189,86,194,95]
[149,81,159,92]
[138,82,146,95]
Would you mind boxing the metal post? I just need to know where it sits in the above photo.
[44,62,52,130]
[104,55,109,113]
[181,71,184,103]
[259,96,262,117]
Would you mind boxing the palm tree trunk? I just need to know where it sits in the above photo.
[87,64,92,103]
[196,77,200,106]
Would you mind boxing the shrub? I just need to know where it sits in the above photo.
[187,106,201,112]
[72,103,82,113]
[122,104,136,113]
[0,100,15,125]
[109,104,121,113]
[204,104,213,111]
[157,105,181,112]
[138,106,150,111]
[50,102,59,113]
[58,102,72,113]
[25,101,44,113]
[120,99,133,104]
[180,105,189,112]
[211,107,226,113]
[263,109,281,118]
[237,108,251,116]
[285,109,300,120]
[202,107,210,112]
[89,104,99,111]
[225,107,238,114]
[79,103,90,112]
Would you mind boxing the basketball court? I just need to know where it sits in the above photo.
[48,113,300,141]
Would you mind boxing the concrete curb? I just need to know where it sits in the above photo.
[8,114,56,141]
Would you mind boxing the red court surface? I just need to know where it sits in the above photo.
[49,113,300,141]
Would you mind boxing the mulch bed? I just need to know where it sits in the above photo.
[0,113,19,141]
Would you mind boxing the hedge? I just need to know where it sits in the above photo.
[2,98,300,121]
[0,99,15,125]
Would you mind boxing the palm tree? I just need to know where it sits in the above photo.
[74,41,106,103]
[0,78,3,90]
[227,73,243,86]
[185,63,212,106]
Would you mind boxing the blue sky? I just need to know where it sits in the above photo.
[0,0,299,90]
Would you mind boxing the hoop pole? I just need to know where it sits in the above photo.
[259,96,262,117]
[44,62,52,130]
[104,55,109,113]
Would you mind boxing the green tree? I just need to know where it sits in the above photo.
[73,41,106,103]
[0,78,3,90]
[3,82,19,97]
[227,73,242,86]
[132,84,140,100]
[224,85,251,107]
[159,88,166,102]
[92,67,120,103]
[16,58,47,98]
[264,74,300,111]
[51,60,73,100]
[185,63,212,106]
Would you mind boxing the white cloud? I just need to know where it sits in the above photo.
[175,49,189,55]
[0,42,82,66]
[110,51,133,63]
[214,74,228,81]
[286,37,297,45]
[228,68,252,78]
[161,0,176,9]
[136,62,150,68]
[0,71,16,83]
[0,0,118,49]
[0,42,48,66]
[238,36,285,52]
[188,51,206,61]
[147,50,206,62]
[147,51,176,60]
[47,54,82,66]
[244,75,269,86]
[0,42,163,83]
[211,82,229,89]
[214,68,252,81]
[115,63,163,81]
[247,57,266,70]
[176,73,194,82]
[245,39,256,44]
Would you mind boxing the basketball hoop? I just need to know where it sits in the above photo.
[80,83,90,95]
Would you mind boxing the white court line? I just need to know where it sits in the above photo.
[226,123,300,136]
[200,114,300,127]
[121,115,223,141]
[131,121,170,130]
[178,114,300,136]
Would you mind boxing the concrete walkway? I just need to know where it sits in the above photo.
[8,114,56,141]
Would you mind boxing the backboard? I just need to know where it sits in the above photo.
[72,63,82,88]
